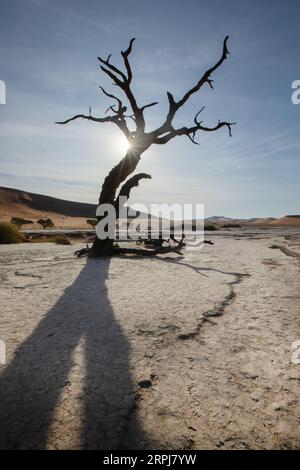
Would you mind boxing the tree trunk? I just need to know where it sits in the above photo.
[88,149,142,257]
[88,238,114,258]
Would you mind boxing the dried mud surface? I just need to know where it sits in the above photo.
[0,231,299,449]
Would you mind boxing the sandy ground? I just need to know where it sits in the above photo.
[0,213,92,230]
[0,230,299,450]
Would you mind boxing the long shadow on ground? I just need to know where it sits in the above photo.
[0,259,145,449]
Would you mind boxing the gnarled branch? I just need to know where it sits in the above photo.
[100,86,123,109]
[97,55,127,82]
[151,36,232,141]
[57,38,154,135]
[115,172,152,211]
[55,113,115,125]
[121,38,135,83]
[153,117,235,145]
[177,36,229,109]
[98,38,145,131]
[140,102,159,112]
[56,111,131,139]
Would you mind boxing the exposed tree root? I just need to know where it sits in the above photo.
[74,239,214,258]
[74,245,91,258]
[75,242,184,258]
[113,244,184,256]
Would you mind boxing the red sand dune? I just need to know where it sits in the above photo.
[251,217,277,225]
[269,215,300,226]
[0,186,97,229]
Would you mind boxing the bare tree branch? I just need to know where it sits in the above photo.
[99,86,123,109]
[151,36,231,140]
[99,65,124,87]
[140,102,159,112]
[177,36,229,109]
[55,112,131,139]
[186,133,200,145]
[117,38,148,131]
[115,172,151,211]
[194,106,205,125]
[97,39,144,131]
[104,105,118,115]
[55,114,115,125]
[56,37,234,257]
[97,55,127,82]
[57,38,157,136]
[121,38,135,83]
[98,40,141,125]
[153,119,235,145]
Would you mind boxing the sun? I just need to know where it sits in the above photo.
[118,135,131,154]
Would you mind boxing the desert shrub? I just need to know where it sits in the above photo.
[204,224,217,231]
[37,217,54,229]
[53,234,71,245]
[86,218,98,228]
[0,222,26,244]
[10,217,33,229]
[31,234,70,245]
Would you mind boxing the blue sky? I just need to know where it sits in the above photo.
[0,0,299,218]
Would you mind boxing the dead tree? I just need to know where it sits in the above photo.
[57,37,235,257]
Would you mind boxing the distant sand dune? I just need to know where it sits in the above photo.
[0,186,97,229]
[1,186,300,229]
[269,215,300,226]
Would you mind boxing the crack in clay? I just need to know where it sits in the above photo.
[269,244,300,259]
[15,271,42,279]
[177,273,250,341]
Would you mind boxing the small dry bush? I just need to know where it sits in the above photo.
[0,222,27,244]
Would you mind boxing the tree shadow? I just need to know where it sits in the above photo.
[116,253,248,278]
[0,259,145,449]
